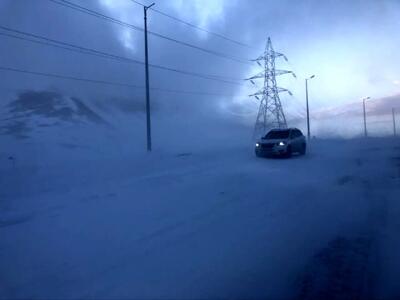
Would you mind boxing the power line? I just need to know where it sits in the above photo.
[48,0,251,65]
[129,0,254,49]
[0,66,238,97]
[0,25,244,86]
[0,33,243,86]
[1,65,142,88]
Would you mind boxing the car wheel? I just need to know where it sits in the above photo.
[300,143,306,155]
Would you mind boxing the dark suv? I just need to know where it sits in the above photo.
[255,128,306,157]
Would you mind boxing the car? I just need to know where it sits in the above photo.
[255,128,306,158]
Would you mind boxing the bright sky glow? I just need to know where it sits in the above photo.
[99,0,399,118]
[169,0,234,29]
[99,0,142,51]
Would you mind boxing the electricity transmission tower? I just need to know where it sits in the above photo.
[247,37,296,138]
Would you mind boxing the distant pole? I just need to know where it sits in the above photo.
[144,3,155,152]
[362,97,370,137]
[393,108,397,136]
[305,75,315,141]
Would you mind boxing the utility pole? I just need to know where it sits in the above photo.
[305,75,315,141]
[247,37,295,139]
[362,97,370,137]
[144,3,155,152]
[393,108,397,136]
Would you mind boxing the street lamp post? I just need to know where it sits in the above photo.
[362,97,370,137]
[305,75,315,140]
[144,3,155,152]
[393,108,397,137]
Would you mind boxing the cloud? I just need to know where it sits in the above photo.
[169,0,236,29]
[0,0,399,137]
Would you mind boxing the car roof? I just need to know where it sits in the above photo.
[269,128,299,131]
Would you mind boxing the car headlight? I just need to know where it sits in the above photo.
[278,141,286,146]
[255,143,260,147]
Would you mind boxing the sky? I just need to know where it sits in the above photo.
[0,0,399,133]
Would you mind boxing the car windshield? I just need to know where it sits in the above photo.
[264,130,290,139]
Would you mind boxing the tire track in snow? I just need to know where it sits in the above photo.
[295,145,396,300]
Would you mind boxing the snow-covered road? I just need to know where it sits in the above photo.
[1,138,400,299]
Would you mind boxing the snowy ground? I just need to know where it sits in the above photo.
[1,137,400,299]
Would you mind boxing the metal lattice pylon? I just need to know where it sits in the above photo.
[247,37,296,138]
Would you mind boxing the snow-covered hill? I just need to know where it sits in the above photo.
[0,89,252,168]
